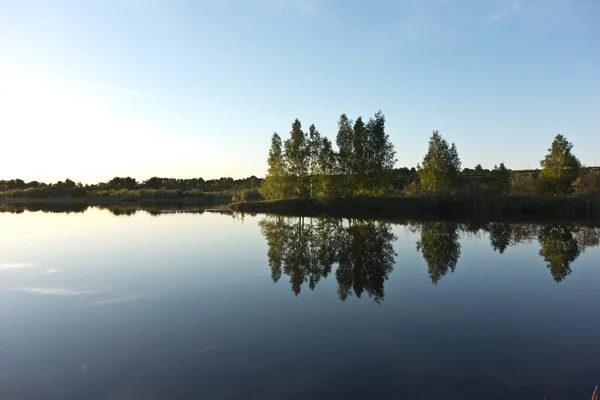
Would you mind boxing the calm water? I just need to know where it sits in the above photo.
[0,208,599,399]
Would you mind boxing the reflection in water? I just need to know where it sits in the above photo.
[260,217,397,303]
[260,217,600,298]
[414,222,461,285]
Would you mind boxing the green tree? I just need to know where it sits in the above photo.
[336,114,354,196]
[539,134,581,195]
[260,133,288,200]
[351,117,367,195]
[417,131,461,193]
[364,111,396,195]
[284,119,309,198]
[307,124,323,199]
[317,137,336,197]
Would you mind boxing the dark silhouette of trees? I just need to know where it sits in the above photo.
[539,134,581,195]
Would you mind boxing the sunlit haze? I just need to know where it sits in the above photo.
[1,0,599,183]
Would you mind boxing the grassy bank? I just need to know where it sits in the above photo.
[0,191,232,206]
[230,195,600,220]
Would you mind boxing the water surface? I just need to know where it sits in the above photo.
[0,208,599,399]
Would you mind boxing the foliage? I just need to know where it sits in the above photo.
[232,188,263,202]
[70,187,87,198]
[402,181,422,197]
[490,163,510,195]
[539,134,581,195]
[417,131,461,193]
[284,119,309,198]
[260,133,289,200]
[509,172,538,196]
[573,168,600,196]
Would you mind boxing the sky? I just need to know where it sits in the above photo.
[0,0,599,183]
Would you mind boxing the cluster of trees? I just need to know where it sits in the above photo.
[259,112,598,199]
[260,111,397,200]
[259,216,600,300]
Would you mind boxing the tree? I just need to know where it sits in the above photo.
[316,137,336,197]
[539,134,580,195]
[336,114,354,196]
[260,133,288,200]
[364,111,396,195]
[351,117,367,195]
[490,163,510,195]
[417,131,461,193]
[307,124,323,199]
[474,164,483,173]
[284,119,309,198]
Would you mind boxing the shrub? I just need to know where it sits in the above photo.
[510,173,538,196]
[573,169,600,196]
[403,181,422,197]
[232,188,263,202]
[70,187,87,198]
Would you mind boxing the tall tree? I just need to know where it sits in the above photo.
[336,114,354,196]
[317,137,336,197]
[417,131,461,193]
[539,134,581,195]
[307,124,323,199]
[364,111,396,195]
[260,133,288,200]
[284,119,309,198]
[351,117,367,195]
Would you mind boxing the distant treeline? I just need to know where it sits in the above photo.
[0,176,262,201]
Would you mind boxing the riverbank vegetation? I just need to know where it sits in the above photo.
[235,111,600,218]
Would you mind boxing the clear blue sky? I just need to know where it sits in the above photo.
[1,0,599,183]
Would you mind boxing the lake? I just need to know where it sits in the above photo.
[1,207,599,399]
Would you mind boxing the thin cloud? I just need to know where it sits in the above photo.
[40,269,61,275]
[489,2,521,22]
[0,263,34,271]
[92,83,138,95]
[94,296,138,305]
[19,287,96,296]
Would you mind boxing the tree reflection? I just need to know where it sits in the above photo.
[261,216,600,293]
[415,222,461,285]
[259,216,396,303]
[481,223,599,282]
[487,222,512,254]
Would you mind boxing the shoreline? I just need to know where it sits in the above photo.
[229,195,600,221]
